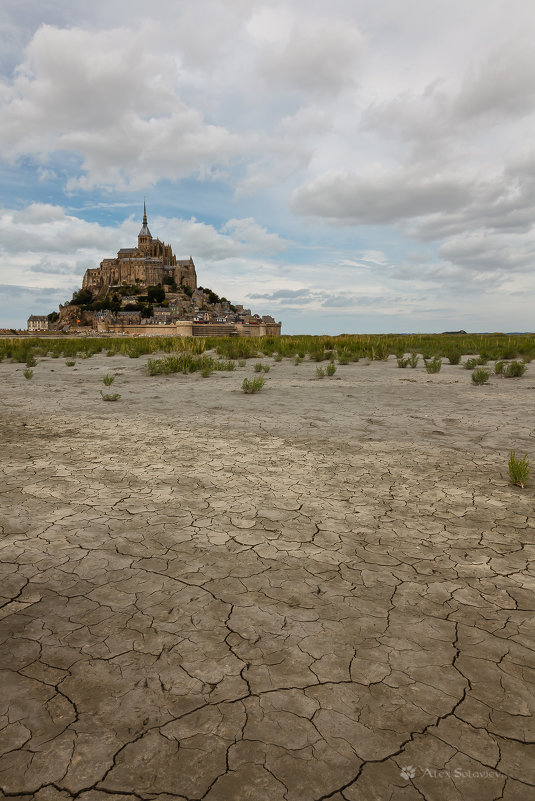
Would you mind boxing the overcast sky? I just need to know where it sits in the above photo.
[1,0,534,333]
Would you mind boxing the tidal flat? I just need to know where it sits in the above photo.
[0,344,533,800]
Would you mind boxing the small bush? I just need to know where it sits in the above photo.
[214,360,236,371]
[262,364,270,373]
[464,358,479,370]
[65,360,76,367]
[504,361,527,377]
[424,357,442,374]
[102,374,115,386]
[274,354,282,362]
[254,363,263,373]
[444,348,462,365]
[25,356,37,367]
[508,451,530,488]
[326,363,336,376]
[242,377,265,394]
[294,356,304,365]
[23,368,33,380]
[397,357,409,368]
[238,360,246,367]
[472,368,491,385]
[200,365,213,377]
[476,356,488,365]
[100,391,121,401]
[494,361,506,374]
[409,353,419,368]
[316,367,325,379]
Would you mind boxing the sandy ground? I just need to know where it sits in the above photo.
[0,352,534,801]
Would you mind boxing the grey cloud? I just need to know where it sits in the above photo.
[454,41,535,121]
[292,167,474,225]
[258,16,363,96]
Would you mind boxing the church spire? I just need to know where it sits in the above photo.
[138,200,152,240]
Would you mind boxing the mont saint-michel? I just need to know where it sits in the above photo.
[28,204,281,337]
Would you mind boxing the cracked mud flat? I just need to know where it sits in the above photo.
[0,353,534,801]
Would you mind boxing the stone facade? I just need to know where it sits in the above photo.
[27,315,49,332]
[82,204,197,297]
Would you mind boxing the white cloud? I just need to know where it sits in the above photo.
[0,24,246,190]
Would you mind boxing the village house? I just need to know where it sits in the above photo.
[27,315,49,332]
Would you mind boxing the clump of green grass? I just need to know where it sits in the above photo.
[254,363,264,372]
[274,354,282,362]
[200,365,213,377]
[147,354,215,375]
[472,368,491,385]
[316,366,325,379]
[397,356,410,368]
[494,360,506,374]
[214,360,236,371]
[25,356,37,367]
[102,374,115,386]
[409,353,419,368]
[242,376,265,393]
[464,358,479,370]
[444,348,462,365]
[294,355,304,365]
[508,451,530,488]
[23,368,33,380]
[504,361,527,377]
[424,357,442,374]
[262,364,270,373]
[100,391,121,402]
[326,363,336,376]
[238,360,246,367]
[65,360,76,367]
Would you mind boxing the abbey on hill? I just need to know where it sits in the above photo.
[82,202,197,296]
[28,205,281,338]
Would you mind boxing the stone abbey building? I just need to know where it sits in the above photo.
[82,203,197,296]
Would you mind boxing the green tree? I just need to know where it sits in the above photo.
[70,288,93,306]
[147,285,165,303]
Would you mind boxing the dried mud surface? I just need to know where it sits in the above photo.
[1,353,534,801]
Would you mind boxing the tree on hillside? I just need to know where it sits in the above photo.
[147,285,165,303]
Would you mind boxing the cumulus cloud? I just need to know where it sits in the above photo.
[0,24,246,190]
[1,1,535,331]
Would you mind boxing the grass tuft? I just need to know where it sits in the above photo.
[472,368,491,385]
[424,357,442,373]
[508,451,530,488]
[504,361,527,377]
[242,376,265,393]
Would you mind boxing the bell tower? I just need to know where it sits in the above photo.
[138,200,152,253]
